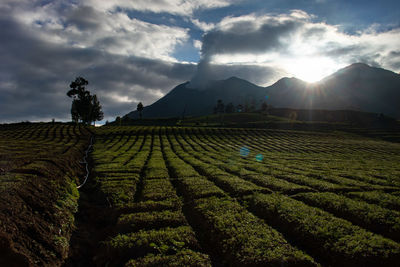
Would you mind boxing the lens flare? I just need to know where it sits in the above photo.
[255,154,264,162]
[240,147,250,157]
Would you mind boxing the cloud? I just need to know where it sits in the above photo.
[0,4,196,122]
[201,11,308,59]
[1,1,400,122]
[191,11,308,87]
[386,51,400,70]
[190,10,400,86]
[85,0,239,16]
[11,3,190,61]
[191,18,215,31]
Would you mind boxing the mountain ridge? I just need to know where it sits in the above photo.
[126,63,400,119]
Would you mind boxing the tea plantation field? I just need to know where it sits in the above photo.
[0,123,91,266]
[90,126,400,266]
[1,124,400,266]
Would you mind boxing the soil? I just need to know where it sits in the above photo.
[0,145,88,266]
[63,172,117,267]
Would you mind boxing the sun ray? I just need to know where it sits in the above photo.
[284,57,344,83]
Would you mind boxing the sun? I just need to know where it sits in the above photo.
[284,57,341,83]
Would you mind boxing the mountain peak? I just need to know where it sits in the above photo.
[347,62,370,69]
[273,76,308,88]
[226,76,243,81]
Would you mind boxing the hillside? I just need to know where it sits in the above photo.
[126,63,400,119]
[126,77,265,119]
[266,63,400,117]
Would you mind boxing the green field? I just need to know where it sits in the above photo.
[1,124,400,266]
[0,123,91,266]
[91,126,400,266]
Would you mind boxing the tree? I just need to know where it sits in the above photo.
[137,102,144,119]
[67,77,103,125]
[90,95,104,126]
[71,99,79,123]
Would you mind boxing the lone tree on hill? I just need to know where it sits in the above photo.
[137,102,144,119]
[67,77,103,125]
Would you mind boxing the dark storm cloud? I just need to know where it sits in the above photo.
[191,14,301,87]
[0,14,196,122]
[201,19,300,58]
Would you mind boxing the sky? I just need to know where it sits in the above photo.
[0,0,399,123]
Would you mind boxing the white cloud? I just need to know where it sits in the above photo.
[198,10,400,81]
[191,18,215,31]
[85,0,238,16]
[193,40,202,50]
[11,3,190,61]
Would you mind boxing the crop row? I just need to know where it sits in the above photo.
[163,129,400,266]
[182,127,400,190]
[0,123,92,266]
[160,135,318,266]
[91,126,400,266]
[247,193,400,266]
[92,130,212,266]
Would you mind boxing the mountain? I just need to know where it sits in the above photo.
[126,63,400,119]
[265,63,400,118]
[126,77,266,118]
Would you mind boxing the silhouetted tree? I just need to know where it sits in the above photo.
[67,77,103,125]
[67,77,89,99]
[225,102,234,113]
[90,95,104,126]
[71,99,79,123]
[137,102,144,119]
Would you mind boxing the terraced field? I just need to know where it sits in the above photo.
[90,126,400,266]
